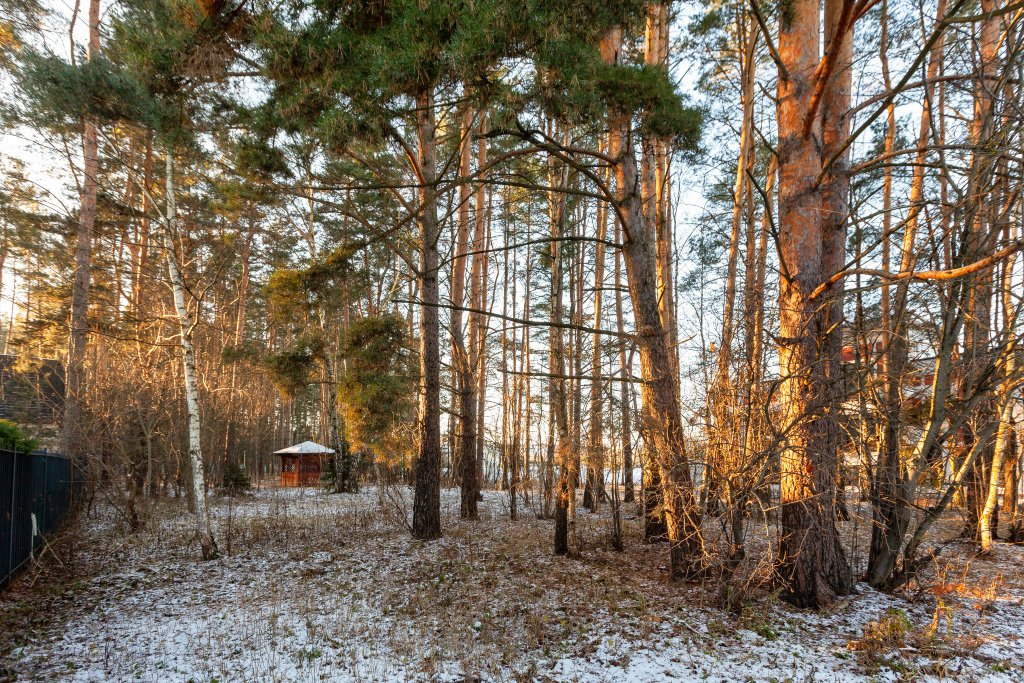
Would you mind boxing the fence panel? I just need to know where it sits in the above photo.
[0,450,75,589]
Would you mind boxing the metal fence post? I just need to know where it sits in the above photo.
[41,454,48,540]
[8,452,16,584]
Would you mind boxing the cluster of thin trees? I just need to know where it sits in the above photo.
[0,0,1022,608]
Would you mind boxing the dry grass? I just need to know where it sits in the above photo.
[1,484,1023,682]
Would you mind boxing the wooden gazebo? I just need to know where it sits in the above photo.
[274,441,335,486]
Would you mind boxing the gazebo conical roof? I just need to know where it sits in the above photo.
[273,441,335,455]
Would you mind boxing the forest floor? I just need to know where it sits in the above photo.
[1,485,1023,683]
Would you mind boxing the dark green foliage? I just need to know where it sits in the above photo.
[339,314,415,449]
[0,419,39,453]
[233,135,293,181]
[599,64,704,146]
[16,52,161,132]
[253,0,694,155]
[262,333,324,397]
[15,0,255,153]
[220,343,261,365]
[220,461,250,492]
[320,439,357,491]
[528,35,703,150]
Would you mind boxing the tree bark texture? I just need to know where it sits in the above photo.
[774,0,852,607]
[603,27,703,580]
[454,106,479,519]
[412,88,443,541]
[165,153,217,560]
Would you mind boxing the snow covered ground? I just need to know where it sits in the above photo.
[2,486,1022,682]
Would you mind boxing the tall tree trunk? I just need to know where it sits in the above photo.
[640,2,671,538]
[645,2,677,382]
[165,152,217,560]
[572,216,585,508]
[63,0,100,462]
[587,160,609,513]
[476,191,490,495]
[718,18,757,391]
[614,216,635,505]
[501,208,513,495]
[750,155,775,517]
[130,131,152,330]
[774,0,852,608]
[412,87,443,540]
[603,27,703,580]
[223,225,255,477]
[820,0,854,526]
[549,134,577,557]
[454,106,479,519]
[522,247,534,507]
[719,10,758,559]
[980,174,1019,550]
[878,2,895,353]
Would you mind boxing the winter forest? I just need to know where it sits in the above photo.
[1,0,1024,679]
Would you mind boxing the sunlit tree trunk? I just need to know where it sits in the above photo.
[720,11,758,563]
[639,2,671,537]
[961,0,1001,541]
[774,0,852,607]
[981,142,1020,550]
[820,0,854,527]
[718,15,756,394]
[603,26,703,579]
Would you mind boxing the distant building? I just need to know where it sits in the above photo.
[274,441,334,486]
[0,355,64,425]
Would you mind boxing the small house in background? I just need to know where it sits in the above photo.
[274,441,334,486]
[0,355,65,450]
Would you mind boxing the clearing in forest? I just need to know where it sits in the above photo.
[1,488,1022,683]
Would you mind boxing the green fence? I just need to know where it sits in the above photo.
[1,450,76,589]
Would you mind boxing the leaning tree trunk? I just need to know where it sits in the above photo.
[411,87,443,541]
[774,0,852,608]
[165,152,217,560]
[866,0,946,587]
[602,27,703,580]
[960,0,1001,541]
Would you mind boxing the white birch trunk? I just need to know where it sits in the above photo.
[165,152,217,560]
